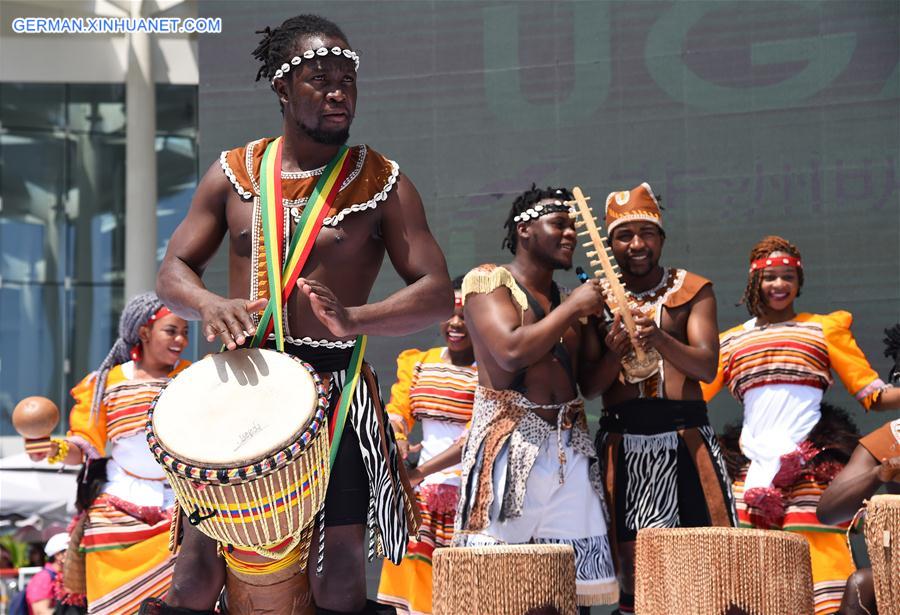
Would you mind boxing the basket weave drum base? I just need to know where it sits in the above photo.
[635,527,814,615]
[433,544,577,615]
[864,494,900,615]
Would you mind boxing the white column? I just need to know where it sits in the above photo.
[125,0,157,299]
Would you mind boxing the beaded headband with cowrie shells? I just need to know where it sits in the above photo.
[513,199,574,223]
[272,46,360,84]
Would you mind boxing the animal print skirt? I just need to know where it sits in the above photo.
[597,398,737,543]
[454,386,619,606]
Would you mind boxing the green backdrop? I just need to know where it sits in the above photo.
[198,0,899,436]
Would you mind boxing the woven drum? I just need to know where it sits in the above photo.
[433,544,577,615]
[635,527,814,615]
[864,494,900,615]
[147,349,329,561]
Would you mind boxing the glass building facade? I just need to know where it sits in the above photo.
[0,83,199,438]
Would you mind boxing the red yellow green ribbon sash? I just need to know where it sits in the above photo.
[245,137,366,476]
[250,139,352,350]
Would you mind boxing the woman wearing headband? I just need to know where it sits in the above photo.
[377,276,478,615]
[704,236,900,615]
[27,292,189,614]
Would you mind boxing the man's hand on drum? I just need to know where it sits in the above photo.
[200,297,267,350]
[297,278,358,338]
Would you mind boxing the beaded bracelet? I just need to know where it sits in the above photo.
[393,430,408,442]
[46,438,70,465]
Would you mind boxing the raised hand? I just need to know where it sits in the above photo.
[566,278,606,318]
[297,277,358,337]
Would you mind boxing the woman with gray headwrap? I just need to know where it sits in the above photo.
[26,292,190,613]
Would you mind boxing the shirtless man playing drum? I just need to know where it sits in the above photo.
[149,14,451,615]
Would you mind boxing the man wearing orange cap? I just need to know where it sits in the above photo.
[583,183,737,614]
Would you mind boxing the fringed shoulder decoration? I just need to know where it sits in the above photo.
[461,265,529,320]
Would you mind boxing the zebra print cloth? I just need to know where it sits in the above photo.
[534,535,616,582]
[599,423,737,542]
[326,365,415,565]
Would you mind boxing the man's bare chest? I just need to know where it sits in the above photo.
[226,198,381,263]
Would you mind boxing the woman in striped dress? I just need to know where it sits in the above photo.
[378,278,478,615]
[703,236,900,615]
[27,292,189,614]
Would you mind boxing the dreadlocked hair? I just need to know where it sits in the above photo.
[89,292,165,423]
[502,184,573,254]
[252,14,349,101]
[739,235,804,318]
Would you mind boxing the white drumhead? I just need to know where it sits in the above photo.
[152,349,319,465]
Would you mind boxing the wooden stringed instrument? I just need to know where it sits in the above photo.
[568,186,660,383]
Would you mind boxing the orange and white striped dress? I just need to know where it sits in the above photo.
[704,311,887,615]
[67,360,189,614]
[378,348,477,615]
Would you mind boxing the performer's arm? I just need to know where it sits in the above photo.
[579,313,632,398]
[156,162,266,349]
[701,339,727,401]
[821,312,900,411]
[632,285,719,383]
[49,373,106,465]
[465,281,604,373]
[387,349,424,460]
[408,436,466,486]
[299,174,453,336]
[872,387,900,409]
[816,445,895,525]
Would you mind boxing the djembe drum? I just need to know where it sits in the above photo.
[432,544,577,615]
[147,349,330,612]
[635,527,814,615]
[864,494,900,615]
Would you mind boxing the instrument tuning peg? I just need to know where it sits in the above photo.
[578,230,591,237]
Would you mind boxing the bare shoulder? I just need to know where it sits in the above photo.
[192,159,234,213]
[689,282,716,307]
[384,172,425,212]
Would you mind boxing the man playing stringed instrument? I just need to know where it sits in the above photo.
[582,183,737,615]
[150,14,452,615]
[453,185,619,611]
